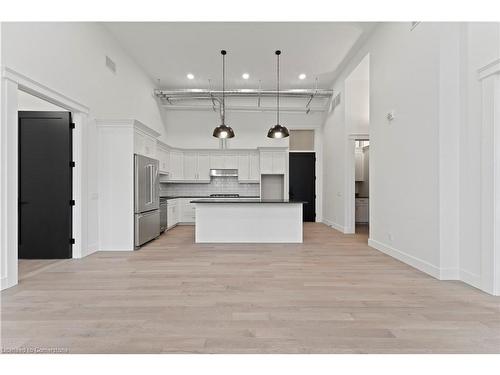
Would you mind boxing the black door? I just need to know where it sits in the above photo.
[289,152,316,222]
[18,111,73,259]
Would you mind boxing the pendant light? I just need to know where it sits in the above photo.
[267,50,290,139]
[213,50,235,139]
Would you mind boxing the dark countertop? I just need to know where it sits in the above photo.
[161,195,260,200]
[190,199,307,204]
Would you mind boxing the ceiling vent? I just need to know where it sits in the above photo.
[105,56,117,73]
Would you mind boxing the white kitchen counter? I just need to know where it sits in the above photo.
[191,199,305,243]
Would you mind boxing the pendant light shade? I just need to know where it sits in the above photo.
[267,50,289,139]
[213,50,235,139]
[212,123,234,139]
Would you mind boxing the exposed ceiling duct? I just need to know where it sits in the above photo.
[154,88,334,113]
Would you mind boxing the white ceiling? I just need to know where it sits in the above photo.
[104,22,374,91]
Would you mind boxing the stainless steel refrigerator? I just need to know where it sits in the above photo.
[134,154,160,248]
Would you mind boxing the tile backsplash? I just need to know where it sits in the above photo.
[160,177,260,197]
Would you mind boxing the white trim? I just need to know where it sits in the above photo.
[2,67,89,113]
[322,218,346,234]
[1,66,90,290]
[95,118,160,138]
[478,58,500,81]
[460,270,482,290]
[368,238,441,279]
[348,133,370,140]
[439,268,459,280]
[0,276,8,290]
[345,133,370,235]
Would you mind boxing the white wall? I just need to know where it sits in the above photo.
[18,90,67,111]
[1,22,166,275]
[162,109,323,149]
[322,22,500,294]
[459,23,500,289]
[324,22,443,274]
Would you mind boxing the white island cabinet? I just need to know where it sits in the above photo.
[192,199,304,243]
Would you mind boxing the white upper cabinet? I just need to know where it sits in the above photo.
[238,152,260,182]
[157,142,170,175]
[237,154,250,181]
[183,152,197,180]
[134,128,158,158]
[197,153,211,180]
[169,150,184,180]
[183,152,210,181]
[210,153,238,169]
[210,153,225,169]
[260,150,286,174]
[224,154,238,169]
[249,153,260,181]
[272,151,286,174]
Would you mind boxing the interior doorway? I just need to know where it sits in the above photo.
[18,111,73,259]
[289,152,316,221]
[344,53,370,236]
[354,140,369,234]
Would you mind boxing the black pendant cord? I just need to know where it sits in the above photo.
[221,50,226,125]
[276,50,280,125]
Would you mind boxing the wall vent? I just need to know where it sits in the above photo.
[105,56,117,73]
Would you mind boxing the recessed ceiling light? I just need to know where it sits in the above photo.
[299,73,306,80]
[187,73,195,80]
[242,73,250,80]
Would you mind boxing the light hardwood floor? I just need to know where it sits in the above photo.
[2,223,499,353]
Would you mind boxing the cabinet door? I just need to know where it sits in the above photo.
[167,205,174,228]
[224,154,238,169]
[183,152,197,180]
[355,151,364,181]
[237,154,250,181]
[249,153,260,181]
[170,151,184,180]
[157,149,168,173]
[272,152,286,174]
[260,152,273,174]
[210,153,225,169]
[197,153,210,180]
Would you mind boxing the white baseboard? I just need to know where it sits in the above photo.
[322,219,346,233]
[368,238,441,279]
[439,268,460,280]
[460,269,482,289]
[1,276,16,291]
[82,243,98,257]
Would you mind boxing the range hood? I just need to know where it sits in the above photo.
[210,169,238,177]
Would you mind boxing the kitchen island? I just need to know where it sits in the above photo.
[190,199,306,243]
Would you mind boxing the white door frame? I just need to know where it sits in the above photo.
[478,59,500,295]
[345,133,370,234]
[1,66,89,290]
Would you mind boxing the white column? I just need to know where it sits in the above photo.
[0,76,19,289]
[478,58,500,295]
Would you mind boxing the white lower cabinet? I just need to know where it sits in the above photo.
[179,198,196,223]
[355,198,369,223]
[166,198,195,229]
[167,199,179,229]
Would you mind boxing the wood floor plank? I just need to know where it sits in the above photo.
[1,223,499,353]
